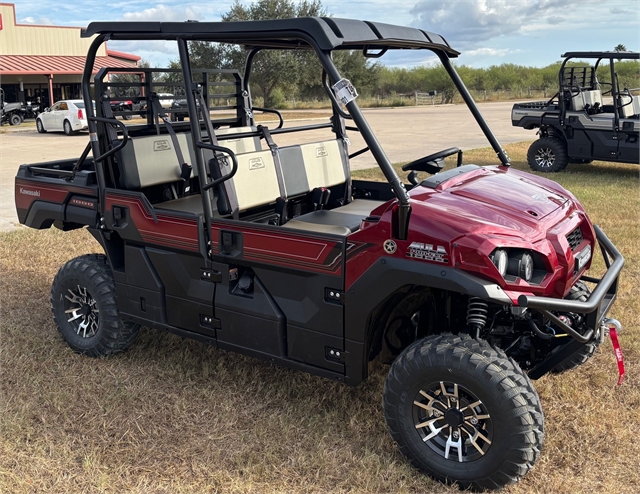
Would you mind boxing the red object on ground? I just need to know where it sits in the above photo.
[609,327,625,385]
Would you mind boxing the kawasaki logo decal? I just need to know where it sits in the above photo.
[19,187,40,197]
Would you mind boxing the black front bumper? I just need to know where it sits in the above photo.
[519,225,624,344]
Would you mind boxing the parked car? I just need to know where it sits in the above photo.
[36,100,94,135]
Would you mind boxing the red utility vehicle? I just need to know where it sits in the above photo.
[15,18,624,491]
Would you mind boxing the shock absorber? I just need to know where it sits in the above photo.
[467,297,489,338]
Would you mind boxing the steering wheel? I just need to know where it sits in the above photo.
[401,147,461,172]
[402,147,461,185]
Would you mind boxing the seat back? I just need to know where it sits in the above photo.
[632,95,640,117]
[117,126,260,190]
[228,149,281,211]
[569,91,586,111]
[213,137,350,216]
[582,90,602,109]
[620,94,637,118]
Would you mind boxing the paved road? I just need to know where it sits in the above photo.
[0,101,532,231]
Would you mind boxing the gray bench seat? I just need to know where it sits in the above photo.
[282,199,386,236]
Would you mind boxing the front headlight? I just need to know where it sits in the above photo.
[490,248,547,284]
[491,249,508,276]
[508,252,534,282]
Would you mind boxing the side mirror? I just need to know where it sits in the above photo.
[45,107,51,112]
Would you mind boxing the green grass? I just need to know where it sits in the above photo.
[1,141,639,493]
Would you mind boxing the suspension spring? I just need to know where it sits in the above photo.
[467,297,489,335]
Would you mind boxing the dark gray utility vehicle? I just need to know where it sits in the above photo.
[1,88,25,126]
[512,51,640,172]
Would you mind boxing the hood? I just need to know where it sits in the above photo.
[408,166,571,239]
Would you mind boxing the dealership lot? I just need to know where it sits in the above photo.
[0,101,531,230]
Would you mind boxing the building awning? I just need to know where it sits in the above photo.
[0,54,138,75]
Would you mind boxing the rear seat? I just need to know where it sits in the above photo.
[116,126,261,215]
[115,113,384,234]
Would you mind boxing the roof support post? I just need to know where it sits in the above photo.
[316,49,411,239]
[177,37,214,221]
[82,34,110,219]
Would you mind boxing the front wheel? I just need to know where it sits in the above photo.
[36,119,46,133]
[63,119,75,135]
[527,137,569,172]
[384,334,544,491]
[9,113,22,126]
[50,254,140,356]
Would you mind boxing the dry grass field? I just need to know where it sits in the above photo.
[1,141,638,493]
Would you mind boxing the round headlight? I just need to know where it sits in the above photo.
[520,252,534,281]
[491,249,508,276]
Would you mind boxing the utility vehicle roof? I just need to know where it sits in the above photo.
[82,17,459,56]
[561,51,640,60]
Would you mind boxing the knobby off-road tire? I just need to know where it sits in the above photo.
[9,113,22,126]
[383,334,544,491]
[551,281,600,373]
[50,254,140,356]
[527,137,569,172]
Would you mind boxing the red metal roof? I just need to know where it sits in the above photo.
[0,55,137,75]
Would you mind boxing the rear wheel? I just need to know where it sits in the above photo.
[36,119,46,133]
[527,137,569,172]
[9,113,22,126]
[50,254,140,356]
[384,334,544,491]
[63,119,74,135]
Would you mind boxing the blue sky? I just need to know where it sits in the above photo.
[10,0,640,68]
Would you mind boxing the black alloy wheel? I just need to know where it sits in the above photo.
[527,137,569,172]
[384,333,544,491]
[50,254,140,356]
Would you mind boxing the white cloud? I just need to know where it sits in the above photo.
[121,4,205,22]
[19,16,55,25]
[409,0,601,46]
[464,48,515,57]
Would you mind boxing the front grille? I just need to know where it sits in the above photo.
[566,226,583,251]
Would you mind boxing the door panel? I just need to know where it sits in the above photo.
[618,120,639,164]
[210,220,346,372]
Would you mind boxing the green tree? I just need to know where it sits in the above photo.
[220,0,325,107]
[614,44,627,52]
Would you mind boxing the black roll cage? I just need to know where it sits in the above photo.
[81,22,510,239]
[557,51,640,129]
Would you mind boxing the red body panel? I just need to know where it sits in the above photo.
[15,178,96,212]
[106,192,200,252]
[210,220,349,276]
[346,166,595,300]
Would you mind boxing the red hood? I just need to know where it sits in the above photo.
[408,166,572,241]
